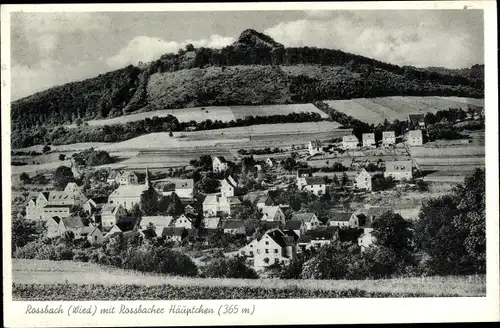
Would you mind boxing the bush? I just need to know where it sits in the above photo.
[203,256,258,279]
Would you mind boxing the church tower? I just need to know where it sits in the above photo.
[145,167,150,187]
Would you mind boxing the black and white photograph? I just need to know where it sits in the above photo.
[2,1,498,326]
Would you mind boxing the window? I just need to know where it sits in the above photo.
[265,241,269,245]
[274,249,278,254]
[250,244,253,247]
[250,251,254,256]
[257,249,260,254]
[94,236,97,241]
[265,249,269,254]
[241,251,246,255]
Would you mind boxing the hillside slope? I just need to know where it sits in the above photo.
[11,29,484,133]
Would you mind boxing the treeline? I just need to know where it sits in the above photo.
[12,112,323,148]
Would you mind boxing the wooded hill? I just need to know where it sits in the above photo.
[11,29,484,134]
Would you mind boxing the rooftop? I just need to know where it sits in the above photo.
[304,176,326,185]
[109,184,149,199]
[284,220,303,230]
[343,135,359,142]
[61,216,84,229]
[385,160,412,173]
[161,227,186,237]
[291,213,317,223]
[328,212,352,222]
[222,219,245,229]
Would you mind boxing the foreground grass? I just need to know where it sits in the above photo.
[12,259,486,297]
[13,283,462,301]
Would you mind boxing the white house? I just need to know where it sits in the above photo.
[174,214,193,229]
[118,171,139,185]
[405,130,423,146]
[308,140,323,156]
[327,212,353,227]
[384,160,413,181]
[265,158,276,167]
[203,195,220,216]
[342,135,359,150]
[284,220,307,237]
[108,170,152,210]
[100,203,126,229]
[260,206,286,225]
[239,229,298,270]
[355,168,373,191]
[382,131,396,147]
[301,177,327,196]
[221,176,238,197]
[219,196,242,215]
[362,133,376,148]
[212,156,229,173]
[409,113,426,129]
[291,213,321,231]
[296,168,314,190]
[358,222,375,250]
[41,205,72,222]
[80,226,103,244]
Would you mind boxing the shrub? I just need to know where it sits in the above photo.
[203,256,258,279]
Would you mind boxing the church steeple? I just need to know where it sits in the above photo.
[145,166,150,187]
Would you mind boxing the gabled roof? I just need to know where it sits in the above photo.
[161,227,186,237]
[291,213,317,223]
[39,192,50,200]
[48,216,61,224]
[261,206,281,220]
[61,216,84,229]
[304,176,325,185]
[224,196,241,205]
[357,168,375,177]
[309,140,322,147]
[284,220,303,230]
[101,203,121,215]
[114,220,136,232]
[80,226,99,236]
[261,221,282,231]
[305,226,339,240]
[204,216,221,229]
[343,135,359,142]
[109,184,149,198]
[203,194,219,205]
[328,212,352,222]
[409,113,425,121]
[266,229,295,248]
[385,160,412,173]
[140,216,174,228]
[223,219,245,230]
[48,191,74,201]
[213,156,228,163]
[382,131,395,138]
[297,168,313,176]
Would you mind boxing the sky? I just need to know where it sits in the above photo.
[10,10,484,100]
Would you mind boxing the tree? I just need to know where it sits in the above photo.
[166,192,184,216]
[185,44,195,52]
[203,256,258,279]
[58,154,66,161]
[11,217,40,251]
[341,173,349,187]
[371,211,413,252]
[371,174,395,191]
[42,145,51,153]
[53,166,75,190]
[300,241,360,279]
[140,187,158,215]
[169,131,173,137]
[19,172,30,184]
[75,118,83,127]
[195,175,220,194]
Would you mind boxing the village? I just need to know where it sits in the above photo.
[21,112,449,272]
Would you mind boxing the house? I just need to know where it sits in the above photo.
[41,205,72,221]
[301,176,327,196]
[107,170,120,184]
[308,140,323,156]
[265,158,276,167]
[222,220,246,235]
[161,179,194,198]
[162,227,188,243]
[100,203,126,229]
[139,215,175,237]
[203,216,222,230]
[46,216,61,238]
[256,194,277,209]
[355,168,374,191]
[108,170,153,210]
[254,164,263,171]
[212,156,229,173]
[327,212,353,227]
[59,216,85,237]
[405,129,423,146]
[260,206,286,225]
[382,131,396,147]
[173,214,193,229]
[384,160,413,181]
[284,220,307,237]
[342,135,359,150]
[184,204,198,216]
[221,175,241,197]
[291,213,321,231]
[106,221,136,237]
[79,226,103,244]
[358,222,375,250]
[203,195,220,216]
[118,171,139,185]
[349,213,367,228]
[239,229,298,270]
[409,113,426,128]
[219,196,242,215]
[297,227,339,251]
[83,197,106,215]
[26,197,42,221]
[296,168,313,189]
[362,133,376,148]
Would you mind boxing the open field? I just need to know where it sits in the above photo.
[13,142,111,153]
[65,103,329,128]
[324,96,484,124]
[12,259,485,298]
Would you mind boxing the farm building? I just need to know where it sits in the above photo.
[239,228,299,270]
[342,135,359,149]
[405,130,423,146]
[291,213,322,231]
[409,113,426,128]
[384,160,413,180]
[355,168,374,191]
[284,220,307,237]
[162,227,188,243]
[108,183,152,211]
[203,216,222,229]
[222,220,246,235]
[300,176,327,196]
[212,156,229,173]
[260,206,286,225]
[161,179,194,198]
[382,131,396,147]
[308,140,324,156]
[362,133,376,148]
[101,203,126,229]
[80,226,103,245]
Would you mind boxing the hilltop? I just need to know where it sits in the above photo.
[11,29,484,140]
